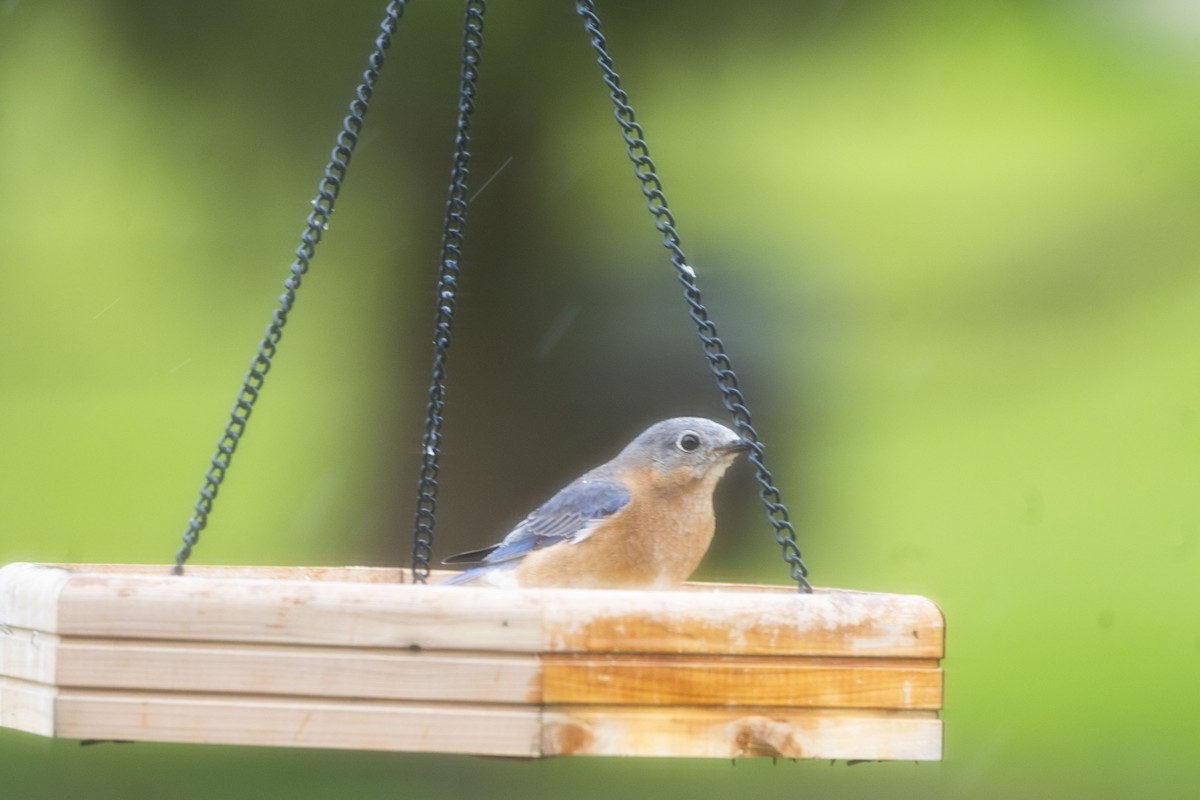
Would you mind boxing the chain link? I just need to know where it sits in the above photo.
[410,0,487,584]
[575,0,811,591]
[171,2,410,575]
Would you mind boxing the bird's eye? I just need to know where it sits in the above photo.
[677,432,702,452]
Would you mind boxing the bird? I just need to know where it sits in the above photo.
[440,417,750,589]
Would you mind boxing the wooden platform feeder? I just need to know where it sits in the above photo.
[2,6,947,763]
[0,562,943,760]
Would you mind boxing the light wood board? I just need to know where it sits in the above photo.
[0,563,944,760]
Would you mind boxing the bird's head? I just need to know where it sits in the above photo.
[620,417,752,482]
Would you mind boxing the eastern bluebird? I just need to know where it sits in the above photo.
[440,417,750,589]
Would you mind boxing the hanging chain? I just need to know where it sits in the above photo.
[575,0,811,591]
[171,2,409,575]
[410,0,487,584]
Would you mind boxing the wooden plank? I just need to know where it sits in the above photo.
[49,639,540,704]
[542,706,942,760]
[52,576,547,652]
[543,587,944,658]
[33,563,461,583]
[38,563,421,583]
[3,674,942,759]
[0,627,59,684]
[16,637,942,711]
[1,564,945,760]
[3,565,944,659]
[542,655,942,710]
[0,676,59,737]
[49,689,543,756]
[0,563,70,632]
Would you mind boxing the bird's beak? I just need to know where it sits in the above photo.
[718,438,754,457]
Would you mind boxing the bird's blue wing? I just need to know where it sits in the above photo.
[467,478,631,567]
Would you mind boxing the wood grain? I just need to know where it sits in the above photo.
[542,706,942,760]
[50,639,541,703]
[51,689,544,756]
[0,677,57,738]
[0,563,946,760]
[542,587,943,657]
[0,563,70,633]
[53,572,547,651]
[1,563,943,657]
[542,654,942,709]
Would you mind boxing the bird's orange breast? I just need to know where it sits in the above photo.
[514,465,718,589]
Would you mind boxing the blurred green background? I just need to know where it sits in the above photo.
[3,0,1199,797]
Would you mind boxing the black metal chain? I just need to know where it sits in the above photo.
[171,2,409,575]
[575,0,811,591]
[409,0,487,584]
